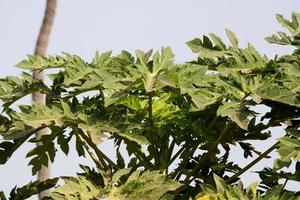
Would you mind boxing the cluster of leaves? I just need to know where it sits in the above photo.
[196,175,299,200]
[1,12,300,199]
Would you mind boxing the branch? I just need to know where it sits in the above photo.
[226,142,279,184]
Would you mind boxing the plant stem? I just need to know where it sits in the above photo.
[207,122,230,160]
[168,145,185,166]
[78,130,118,170]
[125,140,155,169]
[77,133,104,170]
[148,92,154,128]
[161,135,171,173]
[207,115,218,130]
[76,132,112,186]
[148,92,160,167]
[167,138,176,161]
[226,142,279,184]
[170,140,199,180]
[184,122,230,184]
[281,178,289,191]
[134,151,153,169]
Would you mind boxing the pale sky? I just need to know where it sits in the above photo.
[0,0,300,199]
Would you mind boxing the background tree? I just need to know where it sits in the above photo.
[33,0,57,198]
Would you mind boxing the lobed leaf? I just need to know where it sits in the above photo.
[109,170,181,200]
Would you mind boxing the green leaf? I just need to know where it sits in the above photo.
[16,104,64,129]
[57,133,71,155]
[265,33,292,45]
[1,120,36,140]
[197,178,300,200]
[274,136,300,169]
[217,100,254,130]
[186,37,225,58]
[286,128,300,138]
[174,64,224,110]
[225,29,239,48]
[63,56,93,86]
[213,174,227,194]
[16,54,66,70]
[75,132,86,157]
[60,100,73,119]
[276,13,299,34]
[109,170,182,200]
[152,47,174,74]
[0,191,6,200]
[266,12,300,48]
[55,126,72,155]
[136,48,174,93]
[117,95,147,111]
[116,147,125,169]
[6,178,58,200]
[262,186,298,200]
[116,131,149,145]
[0,72,49,109]
[78,122,110,145]
[0,136,29,164]
[50,176,103,200]
[257,83,300,107]
[152,94,183,126]
[92,50,112,67]
[26,134,57,175]
[78,165,105,188]
[110,168,132,185]
[208,33,227,50]
[135,49,153,68]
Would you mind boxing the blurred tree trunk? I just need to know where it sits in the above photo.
[32,0,57,199]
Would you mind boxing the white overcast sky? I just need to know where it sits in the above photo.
[0,0,300,199]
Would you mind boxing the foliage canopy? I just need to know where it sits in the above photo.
[1,12,300,200]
